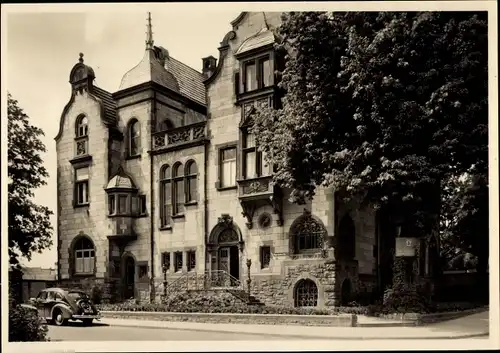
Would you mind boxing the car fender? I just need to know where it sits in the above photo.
[20,303,38,313]
[50,303,73,319]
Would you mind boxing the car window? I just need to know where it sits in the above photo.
[55,293,64,301]
[47,291,55,300]
[37,291,48,300]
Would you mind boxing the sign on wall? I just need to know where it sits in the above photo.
[395,237,418,257]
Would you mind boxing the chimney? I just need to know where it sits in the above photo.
[202,56,217,78]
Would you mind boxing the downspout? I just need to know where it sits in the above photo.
[149,94,156,302]
[204,126,209,277]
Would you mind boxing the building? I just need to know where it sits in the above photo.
[9,267,58,303]
[56,12,439,306]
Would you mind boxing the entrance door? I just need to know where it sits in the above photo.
[229,246,240,286]
[123,256,135,299]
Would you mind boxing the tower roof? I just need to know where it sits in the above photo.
[118,12,180,93]
[106,167,137,190]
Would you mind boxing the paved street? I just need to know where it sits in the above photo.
[46,309,489,342]
[47,321,309,341]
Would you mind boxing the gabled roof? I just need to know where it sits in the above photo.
[235,27,277,56]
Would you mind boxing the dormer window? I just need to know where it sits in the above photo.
[243,56,272,93]
[75,115,89,156]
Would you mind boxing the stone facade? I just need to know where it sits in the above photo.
[56,12,382,307]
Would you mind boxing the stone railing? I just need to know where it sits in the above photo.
[152,121,207,150]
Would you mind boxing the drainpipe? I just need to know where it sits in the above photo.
[204,130,209,278]
[149,93,156,302]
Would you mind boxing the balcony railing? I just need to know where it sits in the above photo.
[152,121,207,150]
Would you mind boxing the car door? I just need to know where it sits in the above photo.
[45,291,56,319]
[35,291,48,318]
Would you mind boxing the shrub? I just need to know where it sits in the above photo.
[382,284,433,314]
[91,285,103,305]
[9,293,48,342]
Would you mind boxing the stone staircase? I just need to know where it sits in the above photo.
[225,288,265,306]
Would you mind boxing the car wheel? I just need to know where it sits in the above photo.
[82,318,93,326]
[53,309,67,326]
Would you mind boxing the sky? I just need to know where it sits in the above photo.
[5,5,242,269]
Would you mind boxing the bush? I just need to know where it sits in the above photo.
[9,294,48,342]
[382,284,433,314]
[91,285,103,305]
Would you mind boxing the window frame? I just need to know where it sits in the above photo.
[184,160,198,204]
[74,166,90,207]
[174,251,183,273]
[75,115,89,157]
[187,250,196,272]
[73,236,95,276]
[127,119,141,158]
[216,142,238,190]
[172,162,184,216]
[260,246,271,270]
[242,55,273,93]
[159,165,172,228]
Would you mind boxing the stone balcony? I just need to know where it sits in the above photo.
[237,175,283,229]
[151,121,208,154]
[107,216,137,244]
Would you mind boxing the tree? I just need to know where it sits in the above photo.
[253,11,487,239]
[8,92,53,268]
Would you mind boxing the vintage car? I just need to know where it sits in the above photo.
[28,287,101,326]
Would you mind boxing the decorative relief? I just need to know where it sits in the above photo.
[256,98,270,110]
[154,135,166,148]
[258,212,272,229]
[152,123,206,149]
[218,229,239,243]
[169,129,190,144]
[192,126,205,140]
[217,214,233,227]
[76,140,87,155]
[242,180,269,195]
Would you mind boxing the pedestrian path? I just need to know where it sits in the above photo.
[99,314,489,340]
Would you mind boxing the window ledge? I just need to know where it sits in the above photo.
[69,154,93,166]
[74,203,90,209]
[184,201,198,207]
[217,185,237,191]
[126,154,141,161]
[171,214,185,220]
[159,225,173,231]
[72,273,95,278]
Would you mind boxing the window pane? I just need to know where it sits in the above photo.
[77,182,88,204]
[261,58,271,87]
[174,180,184,214]
[222,160,236,187]
[131,196,138,214]
[108,195,115,214]
[188,177,197,202]
[173,164,182,178]
[245,62,257,91]
[119,195,128,214]
[222,148,236,161]
[245,133,255,148]
[161,166,171,179]
[75,258,84,273]
[245,152,256,179]
[140,195,147,214]
[75,167,89,181]
[187,161,198,175]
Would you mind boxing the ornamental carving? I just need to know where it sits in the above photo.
[169,129,190,144]
[218,228,239,243]
[154,135,166,148]
[243,180,269,195]
[243,103,255,118]
[217,214,233,227]
[192,126,205,140]
[76,140,87,155]
[256,98,270,110]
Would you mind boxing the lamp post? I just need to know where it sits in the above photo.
[246,258,252,304]
[162,263,168,301]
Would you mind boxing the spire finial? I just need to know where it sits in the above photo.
[146,12,154,49]
[79,52,84,63]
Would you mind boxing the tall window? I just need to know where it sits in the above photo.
[243,129,266,179]
[221,147,236,187]
[185,161,198,203]
[74,236,95,275]
[172,163,184,215]
[75,167,89,205]
[290,213,326,254]
[129,120,141,156]
[243,56,272,93]
[75,115,88,156]
[160,165,171,227]
[174,251,183,272]
[187,250,196,272]
[118,195,128,214]
[260,246,271,269]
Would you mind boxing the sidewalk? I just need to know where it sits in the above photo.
[99,316,489,340]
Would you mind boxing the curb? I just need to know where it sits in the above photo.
[101,321,489,340]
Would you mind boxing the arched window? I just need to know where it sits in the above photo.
[185,160,198,203]
[290,213,326,254]
[160,165,171,227]
[128,120,141,156]
[75,115,89,156]
[294,279,318,307]
[338,214,356,260]
[76,115,88,137]
[172,162,184,215]
[74,236,95,275]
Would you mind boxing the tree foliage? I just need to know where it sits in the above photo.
[253,12,488,237]
[8,92,54,268]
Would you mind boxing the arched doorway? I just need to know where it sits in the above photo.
[208,214,243,287]
[340,278,352,306]
[123,256,135,299]
[294,279,318,307]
